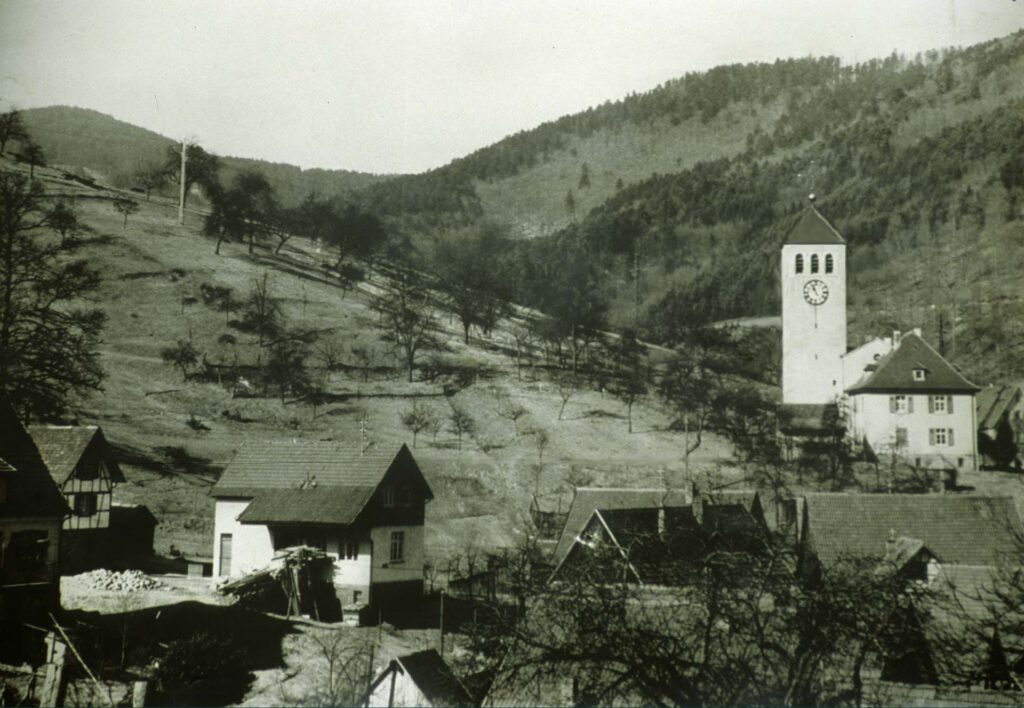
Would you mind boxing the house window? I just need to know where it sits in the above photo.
[913,369,927,382]
[795,254,804,274]
[7,530,48,569]
[810,254,819,273]
[353,590,363,604]
[339,535,358,560]
[76,459,100,481]
[825,254,834,273]
[401,488,414,507]
[930,395,948,413]
[390,531,405,562]
[890,395,911,414]
[382,487,395,507]
[73,493,98,517]
[930,428,954,446]
[895,427,908,447]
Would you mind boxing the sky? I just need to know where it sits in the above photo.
[1,0,1022,175]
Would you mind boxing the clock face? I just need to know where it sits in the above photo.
[803,279,829,305]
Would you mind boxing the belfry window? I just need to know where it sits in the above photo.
[825,254,834,273]
[810,254,819,273]
[795,254,804,274]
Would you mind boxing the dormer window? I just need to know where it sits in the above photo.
[795,254,804,274]
[913,369,926,382]
[810,254,819,273]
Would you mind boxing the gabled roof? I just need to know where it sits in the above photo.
[28,424,125,485]
[0,456,15,474]
[977,384,1024,430]
[783,207,846,246]
[0,397,69,519]
[802,494,1023,567]
[213,440,431,526]
[552,487,691,570]
[846,333,980,394]
[393,650,475,707]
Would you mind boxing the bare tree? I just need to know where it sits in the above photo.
[112,196,139,229]
[557,374,577,421]
[46,200,79,245]
[400,400,437,448]
[448,404,475,452]
[378,274,435,383]
[0,109,29,155]
[21,141,45,180]
[495,391,528,438]
[281,629,373,707]
[530,428,550,469]
[160,339,200,381]
[241,272,283,347]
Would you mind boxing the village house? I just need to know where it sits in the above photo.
[844,332,980,473]
[0,397,69,660]
[976,383,1024,470]
[210,440,432,608]
[28,424,126,573]
[364,649,476,707]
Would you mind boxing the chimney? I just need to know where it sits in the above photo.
[892,330,902,345]
[912,327,922,338]
[885,528,897,555]
[657,505,666,541]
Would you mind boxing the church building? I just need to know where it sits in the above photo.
[780,200,980,472]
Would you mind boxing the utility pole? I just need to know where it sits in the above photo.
[177,139,187,226]
[439,589,446,656]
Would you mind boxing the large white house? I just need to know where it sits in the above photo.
[211,440,432,607]
[779,202,980,471]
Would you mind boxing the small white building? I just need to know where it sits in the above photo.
[365,649,475,707]
[845,331,980,472]
[211,440,432,607]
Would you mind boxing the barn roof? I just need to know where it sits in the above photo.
[846,333,980,394]
[394,650,475,707]
[977,384,1023,431]
[28,424,125,484]
[802,493,1023,567]
[0,397,69,519]
[552,487,691,570]
[783,207,846,245]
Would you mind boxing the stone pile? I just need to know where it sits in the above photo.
[75,569,164,592]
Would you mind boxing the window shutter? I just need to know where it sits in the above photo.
[928,396,934,413]
[908,396,914,414]
[890,397,897,413]
[948,428,954,446]
[929,429,935,445]
[947,396,954,414]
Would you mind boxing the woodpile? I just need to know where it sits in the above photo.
[216,546,342,622]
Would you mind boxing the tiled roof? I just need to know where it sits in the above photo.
[396,649,475,707]
[212,439,424,497]
[977,384,1023,430]
[552,487,691,570]
[846,333,980,394]
[237,486,377,526]
[802,493,1023,566]
[28,424,125,484]
[0,397,69,519]
[783,207,846,245]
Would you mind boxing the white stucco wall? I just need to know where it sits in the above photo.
[326,535,373,588]
[371,525,424,585]
[212,498,274,577]
[781,243,847,405]
[848,392,977,471]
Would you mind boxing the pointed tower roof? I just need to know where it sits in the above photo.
[784,207,846,246]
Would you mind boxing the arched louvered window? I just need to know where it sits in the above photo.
[795,254,804,274]
[825,254,834,274]
[811,254,819,273]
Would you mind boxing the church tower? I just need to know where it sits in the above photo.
[781,200,847,405]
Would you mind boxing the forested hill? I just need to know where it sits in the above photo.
[18,105,389,205]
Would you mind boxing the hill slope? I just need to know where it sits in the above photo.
[19,106,391,206]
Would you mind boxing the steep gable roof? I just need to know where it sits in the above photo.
[395,650,475,707]
[846,333,980,394]
[783,207,846,246]
[212,440,431,525]
[0,397,69,519]
[977,384,1023,430]
[552,487,691,570]
[802,493,1023,567]
[28,424,125,485]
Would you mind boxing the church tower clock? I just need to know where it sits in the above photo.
[781,198,847,405]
